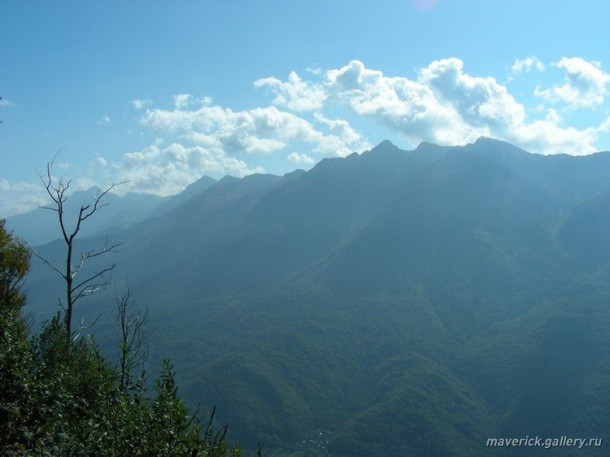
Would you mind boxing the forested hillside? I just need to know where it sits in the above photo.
[22,138,610,456]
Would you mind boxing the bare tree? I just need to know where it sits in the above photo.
[114,287,150,391]
[35,152,122,345]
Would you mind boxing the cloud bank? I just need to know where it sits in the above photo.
[111,56,607,197]
[535,57,610,108]
[6,55,607,217]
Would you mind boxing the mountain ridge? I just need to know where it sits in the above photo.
[20,138,610,456]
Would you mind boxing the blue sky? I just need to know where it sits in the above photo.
[1,1,609,217]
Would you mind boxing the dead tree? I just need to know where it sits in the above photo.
[114,287,150,391]
[35,152,122,345]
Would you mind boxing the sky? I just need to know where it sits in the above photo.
[1,1,609,217]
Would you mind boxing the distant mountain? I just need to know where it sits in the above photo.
[4,176,218,247]
[22,139,610,457]
[144,175,217,219]
[4,188,163,246]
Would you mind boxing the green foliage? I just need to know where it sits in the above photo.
[0,219,30,311]
[0,221,243,456]
[18,140,610,456]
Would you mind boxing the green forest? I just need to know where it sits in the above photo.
[0,219,246,456]
[4,138,610,456]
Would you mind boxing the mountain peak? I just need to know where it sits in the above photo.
[362,140,404,159]
[469,137,530,156]
[370,139,399,153]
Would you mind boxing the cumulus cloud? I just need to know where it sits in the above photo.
[131,98,151,110]
[323,58,603,154]
[598,116,610,133]
[105,56,609,201]
[326,59,479,145]
[11,56,610,216]
[419,58,527,135]
[254,71,327,112]
[95,156,108,168]
[116,142,262,196]
[314,113,364,145]
[110,91,375,195]
[140,101,366,158]
[535,57,610,108]
[0,180,47,218]
[512,56,545,74]
[173,94,193,109]
[287,152,315,164]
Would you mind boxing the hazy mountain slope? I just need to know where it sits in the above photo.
[4,188,165,246]
[4,175,219,248]
[20,138,610,457]
[143,175,217,219]
[457,284,610,457]
[317,146,570,331]
[24,172,291,317]
[146,141,444,298]
[557,189,610,271]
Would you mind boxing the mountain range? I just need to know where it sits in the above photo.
[16,138,610,456]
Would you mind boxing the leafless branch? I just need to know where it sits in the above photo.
[33,250,67,279]
[71,264,115,293]
[71,239,123,278]
[36,151,123,345]
[115,287,150,391]
[72,313,102,342]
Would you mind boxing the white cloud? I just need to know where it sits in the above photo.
[95,156,108,167]
[288,152,315,164]
[118,94,374,194]
[131,98,152,110]
[535,57,610,108]
[512,56,545,74]
[254,71,327,112]
[115,142,263,196]
[0,176,109,218]
[9,56,607,216]
[324,58,603,154]
[598,116,610,133]
[0,180,47,218]
[173,94,193,109]
[98,115,112,124]
[420,58,526,133]
[122,144,162,170]
[106,56,608,200]
[314,113,365,145]
[326,59,478,145]
[73,177,98,191]
[312,135,360,157]
[200,96,213,106]
[140,102,365,158]
[0,98,13,107]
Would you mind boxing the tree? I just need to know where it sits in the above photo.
[35,153,121,345]
[114,287,150,392]
[0,220,30,311]
[1,221,245,456]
